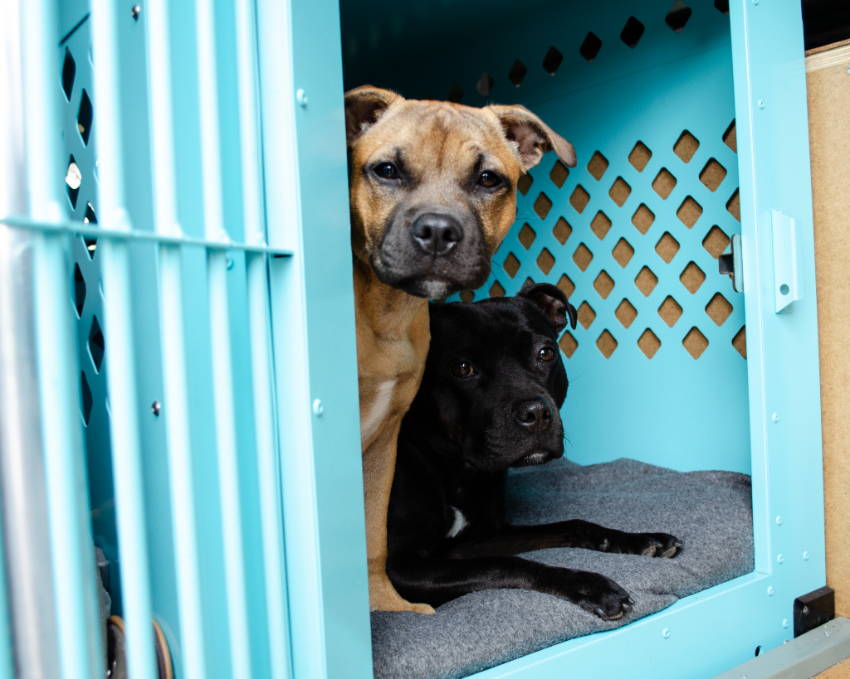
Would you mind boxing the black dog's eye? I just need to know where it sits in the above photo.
[477,170,503,189]
[373,162,401,180]
[451,360,478,379]
[538,346,556,362]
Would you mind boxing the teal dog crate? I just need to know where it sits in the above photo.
[0,0,823,678]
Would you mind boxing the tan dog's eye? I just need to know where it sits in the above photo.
[538,346,556,362]
[373,162,401,180]
[451,360,478,378]
[477,170,503,189]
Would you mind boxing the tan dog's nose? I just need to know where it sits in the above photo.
[410,213,463,256]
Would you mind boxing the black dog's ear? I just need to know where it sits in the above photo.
[344,85,401,144]
[519,282,577,334]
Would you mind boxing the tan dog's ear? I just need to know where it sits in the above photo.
[344,85,401,144]
[486,105,576,171]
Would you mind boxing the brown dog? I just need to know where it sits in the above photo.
[345,86,575,612]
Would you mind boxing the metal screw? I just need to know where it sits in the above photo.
[802,605,810,616]
[226,256,234,270]
[757,98,766,109]
[782,618,789,629]
[777,553,784,564]
[803,550,810,561]
[771,412,780,423]
[131,4,141,20]
[767,586,775,596]
[753,0,759,5]
[661,628,671,639]
[151,400,161,416]
[312,399,324,416]
[296,88,309,108]
[775,515,783,525]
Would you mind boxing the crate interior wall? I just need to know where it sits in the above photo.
[2,1,824,679]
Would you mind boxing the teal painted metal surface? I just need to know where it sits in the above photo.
[0,509,13,679]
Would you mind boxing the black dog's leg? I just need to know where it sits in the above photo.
[446,520,682,559]
[388,554,633,620]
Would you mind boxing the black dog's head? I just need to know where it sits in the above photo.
[411,282,578,472]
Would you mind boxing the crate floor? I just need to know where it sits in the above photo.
[371,457,753,679]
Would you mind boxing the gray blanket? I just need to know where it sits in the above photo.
[371,457,753,679]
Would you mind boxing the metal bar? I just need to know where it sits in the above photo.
[144,2,207,677]
[0,215,293,255]
[88,1,160,676]
[21,0,104,675]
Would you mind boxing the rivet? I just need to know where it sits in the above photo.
[775,515,783,525]
[226,256,234,270]
[767,586,775,596]
[802,605,810,615]
[771,412,780,423]
[777,553,784,564]
[312,399,324,416]
[758,98,766,109]
[661,627,670,639]
[151,400,161,416]
[296,88,309,108]
[803,550,810,561]
[753,0,759,5]
[825,629,831,638]
[131,4,141,20]
[782,618,789,629]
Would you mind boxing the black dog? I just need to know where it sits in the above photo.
[386,283,682,620]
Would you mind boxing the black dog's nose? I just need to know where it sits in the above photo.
[411,213,463,256]
[513,399,552,432]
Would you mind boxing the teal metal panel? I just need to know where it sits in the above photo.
[0,506,14,679]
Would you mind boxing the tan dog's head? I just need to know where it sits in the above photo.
[346,86,575,299]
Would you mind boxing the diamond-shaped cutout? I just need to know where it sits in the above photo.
[476,72,494,97]
[518,173,533,195]
[609,177,631,207]
[460,290,475,302]
[628,141,652,172]
[569,185,590,213]
[448,83,464,102]
[723,121,737,152]
[706,293,733,326]
[593,270,614,299]
[658,296,683,327]
[580,32,603,61]
[620,16,646,48]
[727,189,740,221]
[683,327,708,359]
[560,331,578,358]
[537,248,555,274]
[572,243,593,271]
[635,266,658,296]
[699,159,727,192]
[557,273,575,298]
[577,302,596,329]
[680,261,706,293]
[638,329,661,359]
[77,89,93,145]
[88,315,105,372]
[702,226,730,258]
[652,168,676,199]
[732,326,747,358]
[66,155,81,208]
[508,59,528,86]
[590,211,612,240]
[676,196,703,228]
[654,232,678,263]
[553,217,572,244]
[543,46,564,75]
[534,192,553,219]
[62,47,76,100]
[612,238,634,267]
[632,203,655,234]
[73,263,86,316]
[80,371,93,425]
[673,130,699,162]
[550,160,569,188]
[596,330,617,358]
[518,223,536,249]
[504,252,520,277]
[489,281,506,298]
[587,152,608,181]
[615,299,637,328]
[666,2,693,32]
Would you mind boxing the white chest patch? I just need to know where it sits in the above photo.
[446,505,469,539]
[360,379,396,444]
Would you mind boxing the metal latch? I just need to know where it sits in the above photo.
[718,233,743,294]
[771,209,800,313]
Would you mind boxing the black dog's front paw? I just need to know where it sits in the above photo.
[546,569,634,621]
[631,532,683,558]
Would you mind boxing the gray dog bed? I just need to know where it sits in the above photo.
[371,457,753,679]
